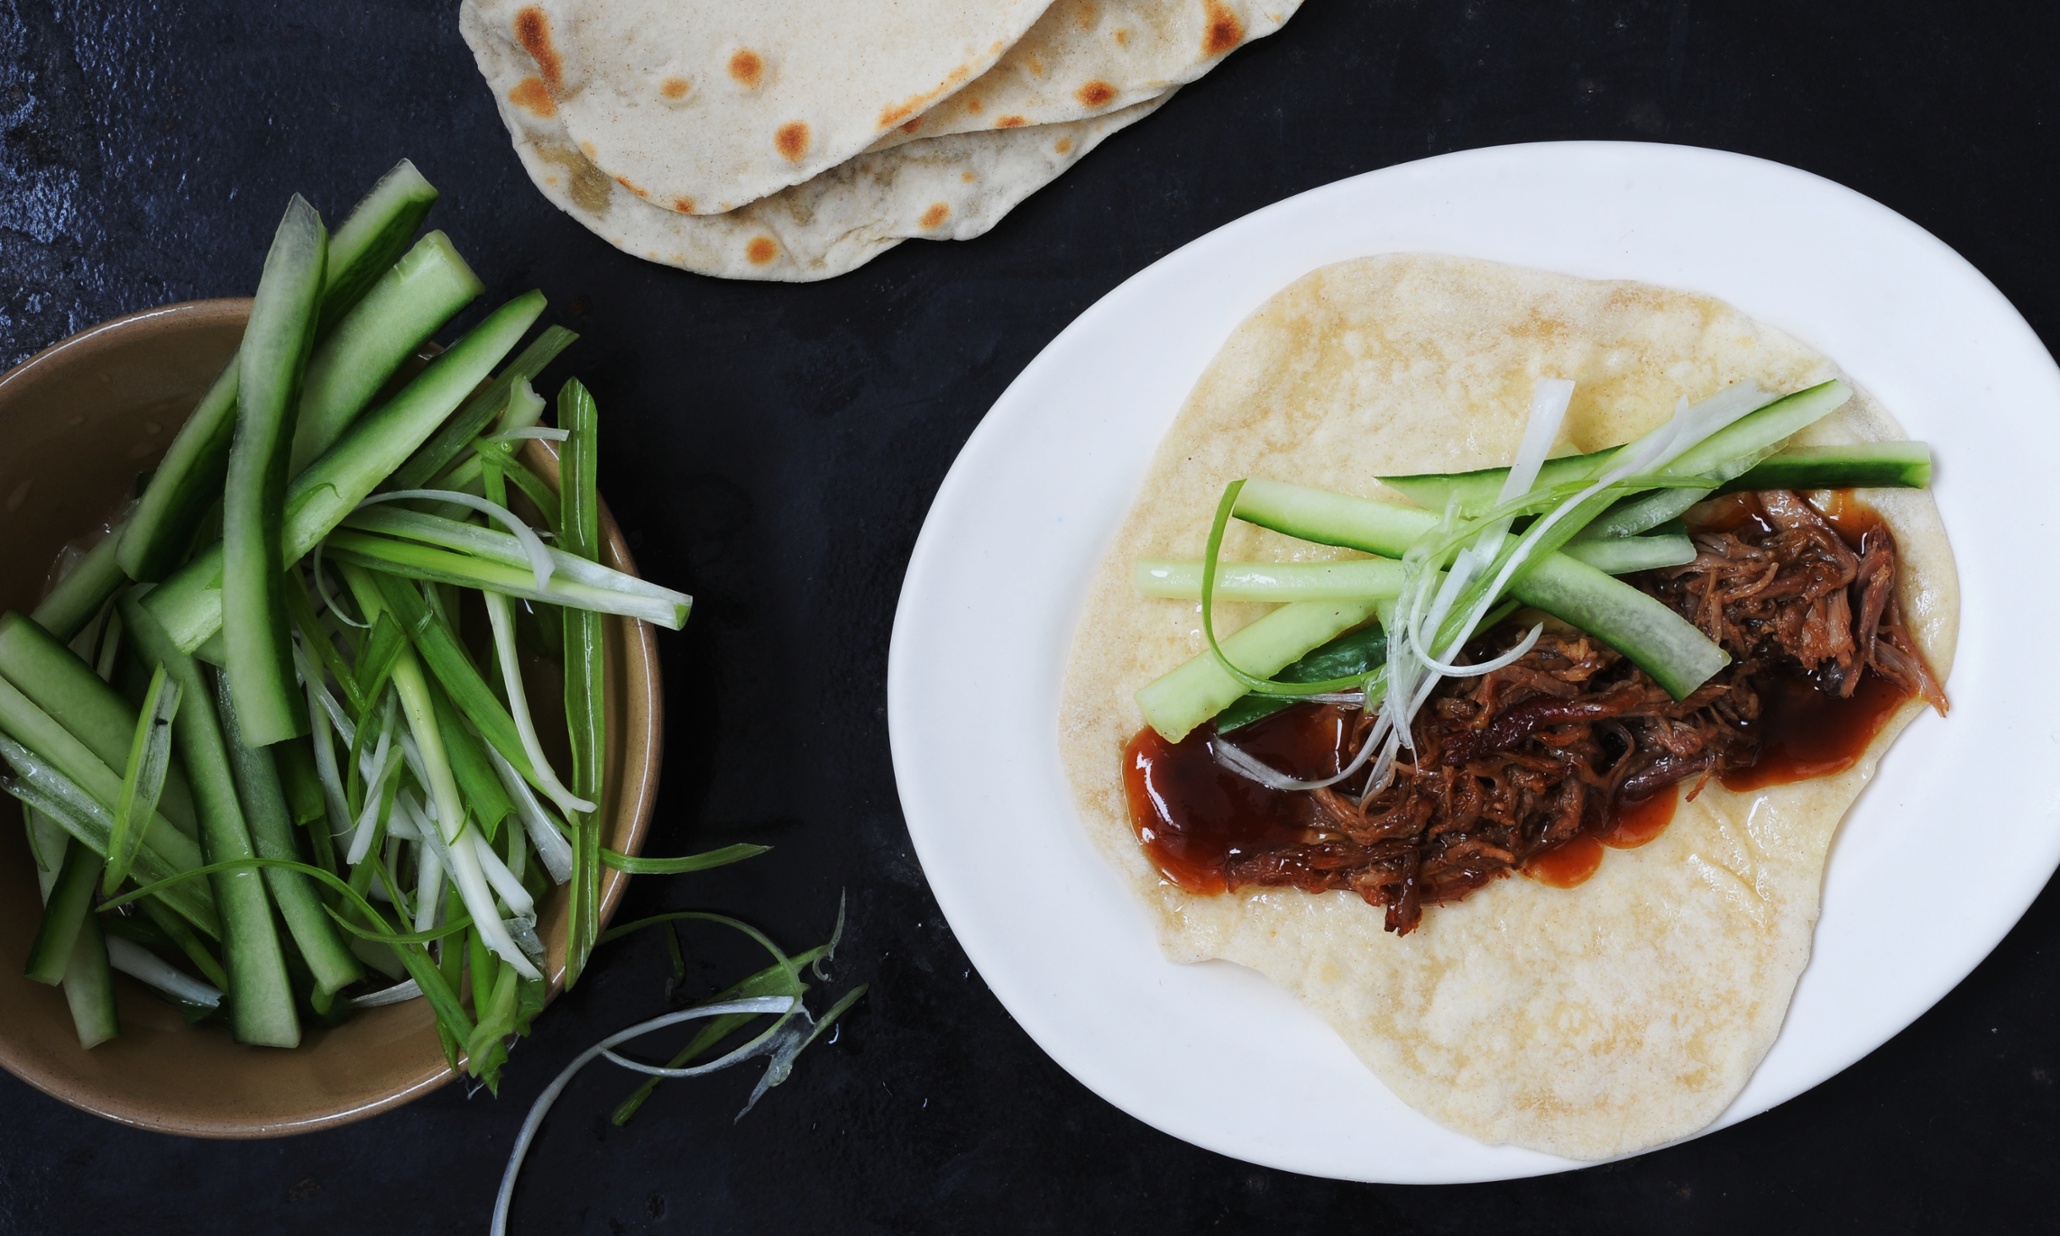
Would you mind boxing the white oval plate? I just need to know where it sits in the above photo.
[887,142,2060,1183]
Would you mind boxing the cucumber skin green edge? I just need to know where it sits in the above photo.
[29,533,126,643]
[143,290,549,654]
[212,672,364,998]
[1136,600,1381,743]
[119,593,301,1048]
[0,669,219,936]
[287,231,484,473]
[1380,380,1852,514]
[1232,479,1729,700]
[25,837,101,985]
[225,194,326,748]
[0,612,201,835]
[118,162,439,584]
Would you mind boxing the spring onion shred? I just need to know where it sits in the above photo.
[470,829,537,922]
[487,427,569,443]
[310,545,370,629]
[813,890,847,981]
[484,590,595,815]
[491,997,798,1236]
[486,743,574,884]
[355,489,557,591]
[349,978,423,1008]
[106,937,221,1008]
[1210,377,1768,799]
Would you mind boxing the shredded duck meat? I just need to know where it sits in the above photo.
[1193,490,1946,935]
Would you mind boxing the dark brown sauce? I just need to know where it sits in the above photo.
[1123,704,1352,893]
[1695,490,1916,792]
[1526,835,1605,887]
[1717,668,1910,791]
[1602,786,1678,849]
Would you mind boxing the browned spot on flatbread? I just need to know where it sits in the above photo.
[1028,55,1046,76]
[532,143,612,216]
[900,115,925,134]
[745,236,779,265]
[1115,27,1130,46]
[579,140,597,158]
[1077,80,1116,107]
[614,174,648,198]
[964,96,984,114]
[996,115,1027,128]
[672,197,695,213]
[508,76,556,118]
[775,122,811,162]
[877,64,973,131]
[1055,137,1073,154]
[1078,3,1099,27]
[919,202,950,229]
[961,171,976,183]
[513,7,563,91]
[659,76,690,100]
[1203,2,1245,55]
[728,49,764,87]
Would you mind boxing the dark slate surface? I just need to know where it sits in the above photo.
[3,2,2058,1232]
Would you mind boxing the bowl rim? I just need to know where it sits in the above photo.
[0,297,663,1137]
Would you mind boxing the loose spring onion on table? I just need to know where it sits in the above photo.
[0,165,860,1112]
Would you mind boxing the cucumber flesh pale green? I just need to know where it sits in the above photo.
[120,160,442,584]
[143,290,548,654]
[224,193,326,748]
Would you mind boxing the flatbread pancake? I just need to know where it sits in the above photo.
[1058,254,1958,1159]
[463,0,1054,215]
[462,1,1171,281]
[868,0,1302,152]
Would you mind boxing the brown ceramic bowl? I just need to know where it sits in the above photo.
[0,300,660,1136]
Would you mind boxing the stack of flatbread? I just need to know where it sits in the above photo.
[459,1,1304,281]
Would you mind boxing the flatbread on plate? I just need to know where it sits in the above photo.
[1058,254,1959,1160]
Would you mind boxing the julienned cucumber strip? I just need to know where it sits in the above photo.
[1560,527,1697,573]
[1133,531,1690,603]
[1715,441,1934,494]
[0,676,217,936]
[120,161,441,583]
[1380,380,1852,515]
[387,325,577,493]
[558,379,605,990]
[1135,558,1409,602]
[1232,479,1728,700]
[1216,624,1391,734]
[213,672,364,999]
[1136,599,1382,743]
[119,593,300,1048]
[224,194,326,748]
[0,612,200,835]
[315,159,440,335]
[30,533,126,643]
[143,290,548,653]
[25,836,102,985]
[288,231,484,473]
[23,808,119,1045]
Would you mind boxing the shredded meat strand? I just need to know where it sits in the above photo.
[1207,491,1946,935]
